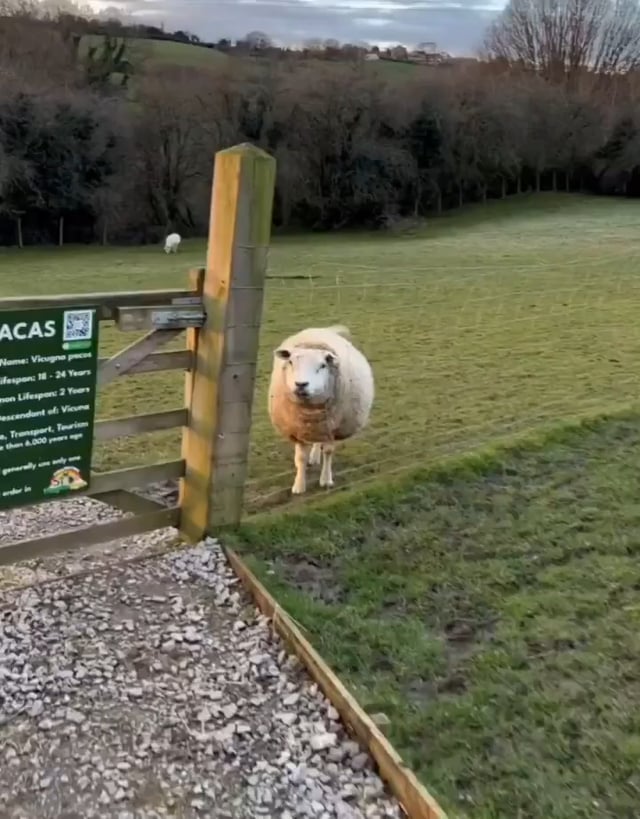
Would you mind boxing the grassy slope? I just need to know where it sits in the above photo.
[80,34,418,76]
[228,412,640,819]
[79,34,228,68]
[1,194,639,497]
[132,38,228,67]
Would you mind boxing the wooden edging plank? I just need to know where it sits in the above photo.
[90,459,184,495]
[97,349,192,376]
[224,547,448,819]
[0,508,180,566]
[94,409,187,442]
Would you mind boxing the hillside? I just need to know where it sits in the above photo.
[80,33,423,76]
[79,34,228,68]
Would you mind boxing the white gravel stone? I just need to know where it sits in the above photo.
[277,711,299,726]
[66,708,86,724]
[352,753,371,772]
[222,703,238,720]
[0,520,403,819]
[310,732,338,752]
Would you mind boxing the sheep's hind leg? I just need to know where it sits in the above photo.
[292,443,309,494]
[319,443,335,488]
[309,443,322,466]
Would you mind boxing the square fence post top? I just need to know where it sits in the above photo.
[216,143,275,162]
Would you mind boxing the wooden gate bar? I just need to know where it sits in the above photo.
[94,490,166,515]
[97,349,192,376]
[95,409,187,442]
[0,288,198,320]
[98,329,183,387]
[116,305,205,333]
[90,459,184,495]
[0,507,180,566]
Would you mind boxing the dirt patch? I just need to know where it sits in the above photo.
[406,617,497,707]
[275,558,346,605]
[442,616,497,666]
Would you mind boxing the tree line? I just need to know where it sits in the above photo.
[2,0,640,246]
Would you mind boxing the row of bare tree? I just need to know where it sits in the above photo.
[3,0,640,244]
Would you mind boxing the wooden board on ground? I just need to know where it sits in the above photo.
[225,547,448,819]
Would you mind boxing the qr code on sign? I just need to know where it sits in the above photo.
[63,310,93,342]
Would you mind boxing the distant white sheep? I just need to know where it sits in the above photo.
[164,232,181,253]
[268,324,374,494]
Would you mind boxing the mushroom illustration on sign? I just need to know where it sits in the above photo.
[43,465,88,496]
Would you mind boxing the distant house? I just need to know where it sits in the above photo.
[364,52,380,61]
[390,45,408,61]
[407,49,452,65]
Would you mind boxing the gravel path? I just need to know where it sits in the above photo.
[0,517,404,819]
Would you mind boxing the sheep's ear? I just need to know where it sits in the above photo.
[325,352,338,367]
[275,348,291,360]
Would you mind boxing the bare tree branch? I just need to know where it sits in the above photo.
[486,0,640,80]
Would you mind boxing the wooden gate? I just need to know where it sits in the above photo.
[0,143,276,565]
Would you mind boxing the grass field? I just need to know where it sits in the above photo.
[80,34,229,69]
[79,34,421,77]
[0,194,639,510]
[228,412,640,819]
[3,194,640,816]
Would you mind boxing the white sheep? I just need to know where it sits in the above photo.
[268,324,374,495]
[164,232,181,253]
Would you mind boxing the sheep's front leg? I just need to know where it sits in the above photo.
[292,442,310,494]
[319,443,335,488]
[308,443,322,466]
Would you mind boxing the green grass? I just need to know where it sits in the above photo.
[0,193,639,501]
[129,37,228,68]
[227,411,640,819]
[79,34,228,71]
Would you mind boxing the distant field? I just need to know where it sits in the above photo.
[0,194,639,511]
[79,34,228,69]
[79,34,422,76]
[130,37,228,67]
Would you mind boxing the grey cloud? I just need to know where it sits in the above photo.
[98,0,504,55]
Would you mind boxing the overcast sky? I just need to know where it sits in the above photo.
[89,0,505,55]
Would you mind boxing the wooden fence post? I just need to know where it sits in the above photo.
[179,143,276,542]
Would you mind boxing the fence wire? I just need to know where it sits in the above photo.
[244,248,640,513]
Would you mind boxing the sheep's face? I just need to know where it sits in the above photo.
[275,347,337,404]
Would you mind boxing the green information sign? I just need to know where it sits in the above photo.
[0,306,99,510]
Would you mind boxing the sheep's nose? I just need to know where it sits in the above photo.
[295,381,309,390]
